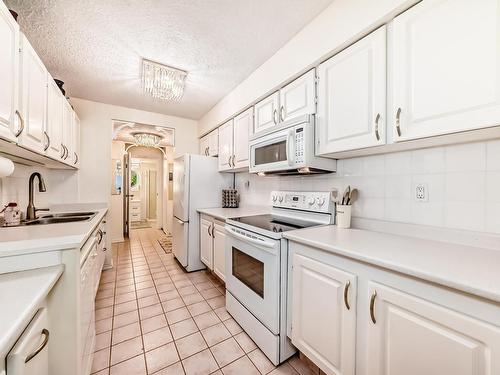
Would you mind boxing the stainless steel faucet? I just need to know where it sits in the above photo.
[26,172,49,220]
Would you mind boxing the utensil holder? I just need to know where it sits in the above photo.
[336,204,352,229]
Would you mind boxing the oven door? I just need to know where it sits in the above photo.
[249,128,295,173]
[225,225,280,334]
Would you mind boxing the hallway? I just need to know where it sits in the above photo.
[91,228,311,375]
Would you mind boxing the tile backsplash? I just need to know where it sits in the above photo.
[235,140,500,235]
[0,163,79,216]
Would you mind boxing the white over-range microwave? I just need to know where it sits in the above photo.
[249,115,336,175]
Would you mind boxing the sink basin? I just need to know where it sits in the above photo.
[24,216,93,225]
[41,211,97,218]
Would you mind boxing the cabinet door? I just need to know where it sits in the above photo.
[218,120,234,172]
[366,282,500,375]
[254,91,279,134]
[208,128,219,156]
[317,26,386,155]
[61,101,73,165]
[280,69,316,122]
[233,108,252,169]
[0,3,19,141]
[212,221,226,282]
[199,135,209,156]
[46,77,63,159]
[391,0,500,141]
[72,112,80,167]
[200,217,213,269]
[291,254,356,375]
[18,35,48,153]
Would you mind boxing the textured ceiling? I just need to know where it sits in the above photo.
[6,0,333,119]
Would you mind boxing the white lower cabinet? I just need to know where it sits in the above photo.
[213,221,226,282]
[291,254,356,375]
[199,214,226,281]
[289,242,500,375]
[366,283,500,375]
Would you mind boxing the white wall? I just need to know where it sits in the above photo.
[236,140,500,235]
[198,0,417,135]
[70,98,198,242]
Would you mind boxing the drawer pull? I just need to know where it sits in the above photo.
[395,107,402,137]
[25,328,49,363]
[343,281,351,310]
[370,290,377,324]
[374,113,381,141]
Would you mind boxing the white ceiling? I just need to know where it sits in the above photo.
[6,0,333,120]
[112,121,175,147]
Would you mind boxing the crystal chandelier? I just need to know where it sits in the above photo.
[133,132,162,147]
[142,59,187,101]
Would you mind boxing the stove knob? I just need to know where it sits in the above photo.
[272,195,277,202]
[278,195,284,203]
[308,197,315,205]
[316,197,326,206]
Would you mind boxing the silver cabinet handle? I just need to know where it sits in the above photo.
[273,109,278,124]
[207,223,212,237]
[395,107,402,137]
[25,328,49,363]
[374,113,381,141]
[211,224,215,238]
[60,144,65,159]
[63,145,69,160]
[74,152,78,165]
[280,105,285,122]
[370,290,377,324]
[343,280,351,310]
[231,155,235,168]
[43,131,50,151]
[227,156,232,167]
[14,110,24,137]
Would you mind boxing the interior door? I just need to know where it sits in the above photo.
[233,108,252,169]
[279,69,316,122]
[254,91,280,134]
[291,253,357,375]
[148,170,157,219]
[19,35,47,153]
[316,26,386,155]
[0,3,19,142]
[391,0,500,141]
[366,282,500,375]
[123,153,130,237]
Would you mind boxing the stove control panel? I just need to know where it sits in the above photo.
[271,191,333,213]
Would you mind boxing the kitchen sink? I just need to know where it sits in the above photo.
[24,216,93,225]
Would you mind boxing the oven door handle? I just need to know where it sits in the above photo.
[225,226,277,251]
[286,129,295,166]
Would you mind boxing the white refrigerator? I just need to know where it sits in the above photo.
[172,154,232,271]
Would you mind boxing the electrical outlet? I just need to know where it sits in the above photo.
[415,183,428,202]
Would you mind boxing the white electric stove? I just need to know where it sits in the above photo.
[225,191,334,365]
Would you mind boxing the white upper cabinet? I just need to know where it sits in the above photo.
[232,107,252,169]
[208,128,218,157]
[254,71,316,135]
[254,91,280,134]
[366,282,500,375]
[391,0,500,141]
[62,100,73,165]
[316,26,386,155]
[72,112,80,167]
[279,69,316,122]
[218,120,234,172]
[0,3,19,142]
[18,35,48,153]
[199,134,209,156]
[46,76,64,160]
[291,253,357,375]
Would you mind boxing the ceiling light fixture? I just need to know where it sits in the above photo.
[142,59,187,101]
[133,132,162,147]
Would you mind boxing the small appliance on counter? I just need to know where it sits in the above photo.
[222,189,239,208]
[1,202,21,226]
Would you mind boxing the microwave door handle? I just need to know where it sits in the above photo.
[287,129,295,166]
[225,226,276,250]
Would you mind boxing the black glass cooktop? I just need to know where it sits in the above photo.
[230,214,320,234]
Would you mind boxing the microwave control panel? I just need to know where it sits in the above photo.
[294,127,305,164]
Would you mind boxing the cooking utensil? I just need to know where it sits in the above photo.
[347,188,358,204]
[341,186,351,205]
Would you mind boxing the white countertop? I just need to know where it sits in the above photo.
[284,225,500,303]
[197,206,270,221]
[0,265,64,359]
[0,203,108,257]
